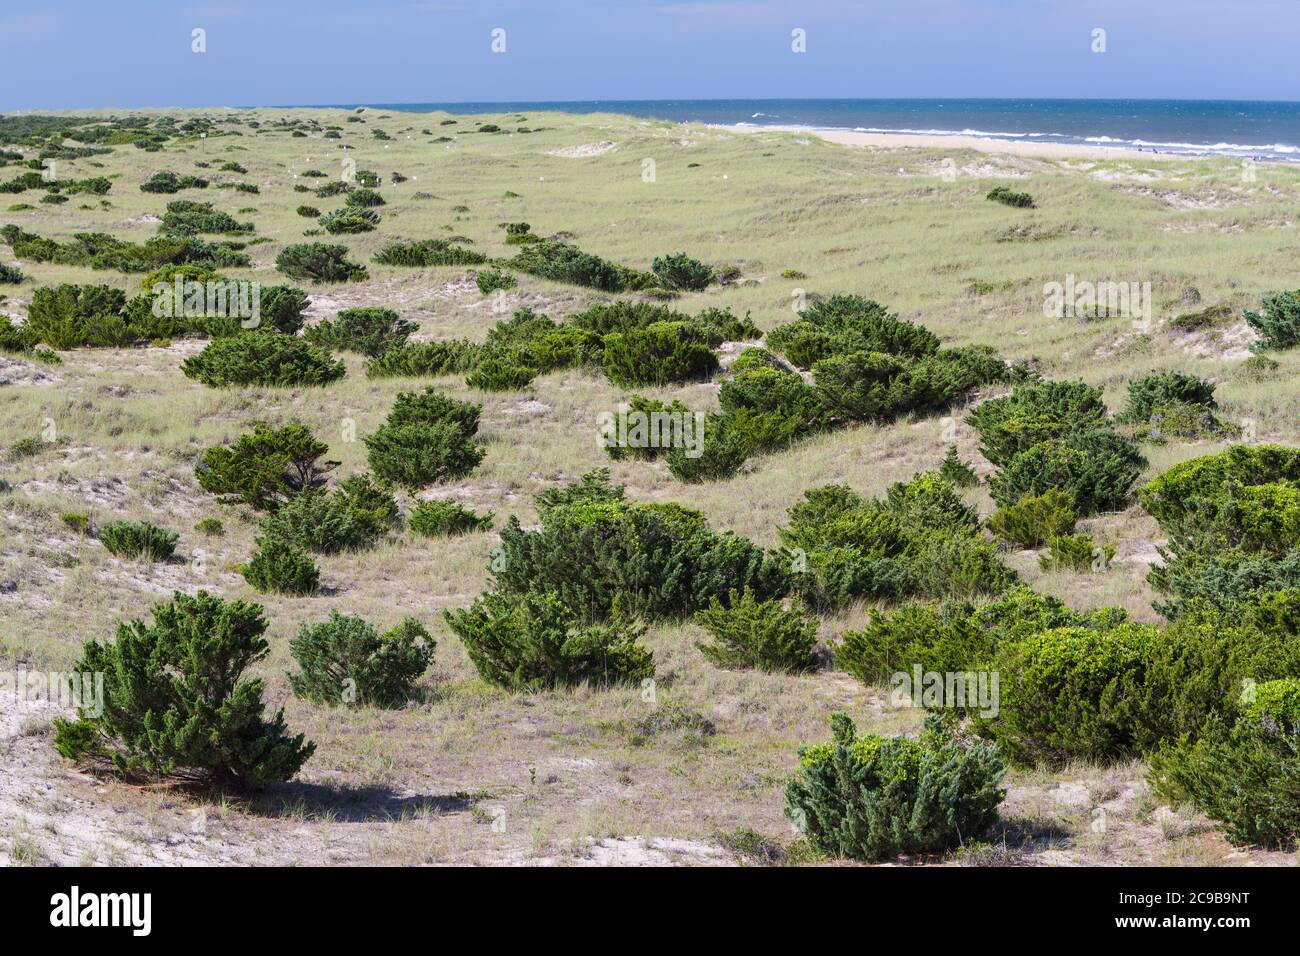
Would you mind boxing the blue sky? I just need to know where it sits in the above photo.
[2,1,1298,110]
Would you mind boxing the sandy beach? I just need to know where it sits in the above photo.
[724,123,1203,162]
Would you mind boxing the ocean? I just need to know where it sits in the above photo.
[327,98,1300,162]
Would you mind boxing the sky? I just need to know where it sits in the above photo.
[2,0,1299,111]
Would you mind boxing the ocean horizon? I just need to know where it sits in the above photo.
[299,98,1300,161]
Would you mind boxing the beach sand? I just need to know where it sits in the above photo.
[723,123,1208,163]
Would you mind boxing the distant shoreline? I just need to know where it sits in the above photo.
[721,124,1273,163]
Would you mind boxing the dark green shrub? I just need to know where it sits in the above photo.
[1150,714,1300,849]
[25,284,131,348]
[304,307,415,358]
[364,339,482,378]
[986,489,1077,548]
[986,428,1146,515]
[364,387,485,489]
[1245,291,1300,351]
[729,346,783,375]
[343,187,385,208]
[372,239,485,267]
[159,200,253,236]
[784,713,1005,861]
[664,412,753,482]
[198,421,337,511]
[1118,371,1217,424]
[319,206,379,234]
[938,445,979,487]
[99,520,178,561]
[475,268,517,294]
[51,590,314,785]
[835,586,1106,688]
[408,498,493,537]
[603,395,698,462]
[275,243,369,282]
[779,473,1015,609]
[444,590,654,690]
[0,262,23,283]
[986,185,1034,208]
[492,471,787,621]
[465,358,536,390]
[289,613,434,708]
[296,205,320,218]
[241,535,320,595]
[967,380,1110,468]
[652,252,714,291]
[977,605,1300,767]
[181,332,346,387]
[140,171,208,193]
[767,295,940,366]
[261,483,393,554]
[1038,532,1113,572]
[507,239,628,291]
[195,517,224,536]
[693,589,818,673]
[601,321,719,386]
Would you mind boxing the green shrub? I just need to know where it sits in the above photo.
[25,284,132,348]
[1118,371,1217,424]
[784,713,1005,861]
[261,485,392,554]
[275,243,369,282]
[767,295,940,367]
[835,586,1106,688]
[492,471,787,621]
[140,171,209,193]
[61,512,91,534]
[507,238,631,291]
[601,321,719,386]
[343,187,385,208]
[693,589,818,673]
[408,498,494,537]
[465,358,536,390]
[475,268,517,294]
[296,205,320,218]
[372,239,485,267]
[319,206,379,234]
[364,338,482,378]
[99,520,178,561]
[364,387,485,489]
[1038,532,1113,572]
[1149,715,1300,849]
[198,421,336,511]
[181,332,346,387]
[985,428,1145,516]
[52,590,314,785]
[195,517,225,536]
[967,379,1109,468]
[652,252,714,291]
[0,262,23,283]
[986,489,1077,548]
[938,445,979,488]
[977,606,1300,767]
[664,412,753,482]
[444,590,654,690]
[289,613,435,708]
[1245,290,1300,351]
[304,307,415,358]
[779,473,1015,609]
[159,200,253,236]
[986,185,1034,208]
[241,535,320,595]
